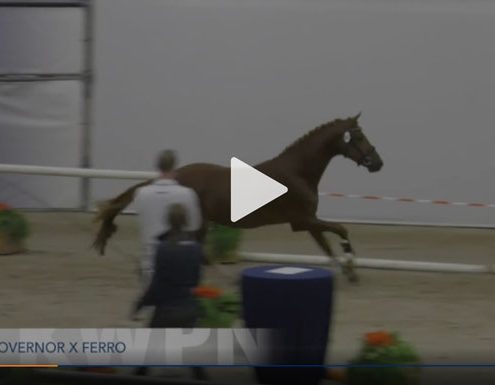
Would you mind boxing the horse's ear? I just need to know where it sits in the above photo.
[353,112,362,121]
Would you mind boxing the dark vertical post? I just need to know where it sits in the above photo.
[0,0,91,210]
[81,0,94,209]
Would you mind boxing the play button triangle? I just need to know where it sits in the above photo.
[230,157,288,222]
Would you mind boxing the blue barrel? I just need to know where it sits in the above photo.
[241,265,334,385]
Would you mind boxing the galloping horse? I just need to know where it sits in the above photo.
[93,114,383,281]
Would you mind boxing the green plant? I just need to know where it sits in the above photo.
[205,224,242,263]
[0,204,29,242]
[347,331,421,385]
[193,286,241,327]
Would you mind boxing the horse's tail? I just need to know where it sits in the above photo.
[92,179,153,255]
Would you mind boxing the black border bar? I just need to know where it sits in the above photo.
[0,1,87,7]
[0,73,85,82]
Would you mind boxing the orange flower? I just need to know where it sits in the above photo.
[365,331,395,347]
[193,286,223,299]
[0,203,10,211]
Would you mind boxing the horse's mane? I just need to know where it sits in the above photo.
[279,118,345,157]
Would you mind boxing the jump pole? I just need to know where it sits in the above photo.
[240,252,493,274]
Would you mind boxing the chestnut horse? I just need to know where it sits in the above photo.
[93,115,383,281]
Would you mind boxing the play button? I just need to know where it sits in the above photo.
[230,157,288,222]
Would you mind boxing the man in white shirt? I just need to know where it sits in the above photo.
[134,150,202,283]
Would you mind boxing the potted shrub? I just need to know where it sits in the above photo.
[205,224,242,264]
[345,331,421,385]
[193,286,241,327]
[0,203,29,255]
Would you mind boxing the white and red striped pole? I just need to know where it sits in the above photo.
[322,192,495,209]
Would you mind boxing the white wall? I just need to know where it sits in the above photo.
[0,7,83,208]
[91,0,495,226]
[1,1,494,225]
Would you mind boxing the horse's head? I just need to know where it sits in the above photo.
[338,114,383,173]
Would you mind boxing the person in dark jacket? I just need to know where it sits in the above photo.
[131,203,206,378]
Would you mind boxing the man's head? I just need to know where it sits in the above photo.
[167,203,188,233]
[156,150,177,176]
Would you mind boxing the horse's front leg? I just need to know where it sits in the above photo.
[291,220,358,282]
[292,218,348,239]
[314,219,358,282]
[307,229,337,264]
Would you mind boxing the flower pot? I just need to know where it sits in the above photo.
[205,224,242,264]
[347,331,421,385]
[218,251,240,264]
[194,287,240,327]
[0,232,23,255]
[348,364,420,385]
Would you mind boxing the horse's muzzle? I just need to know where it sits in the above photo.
[367,159,383,173]
[363,153,383,173]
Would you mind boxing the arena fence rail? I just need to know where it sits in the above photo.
[0,163,156,180]
[2,163,495,209]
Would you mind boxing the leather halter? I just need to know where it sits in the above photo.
[343,128,376,166]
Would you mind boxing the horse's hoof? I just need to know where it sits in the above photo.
[348,272,359,283]
[342,263,359,283]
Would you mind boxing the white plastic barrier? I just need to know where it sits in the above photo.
[1,162,493,274]
[0,163,155,179]
[240,252,494,274]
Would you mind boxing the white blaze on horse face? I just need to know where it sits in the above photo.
[343,131,352,144]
